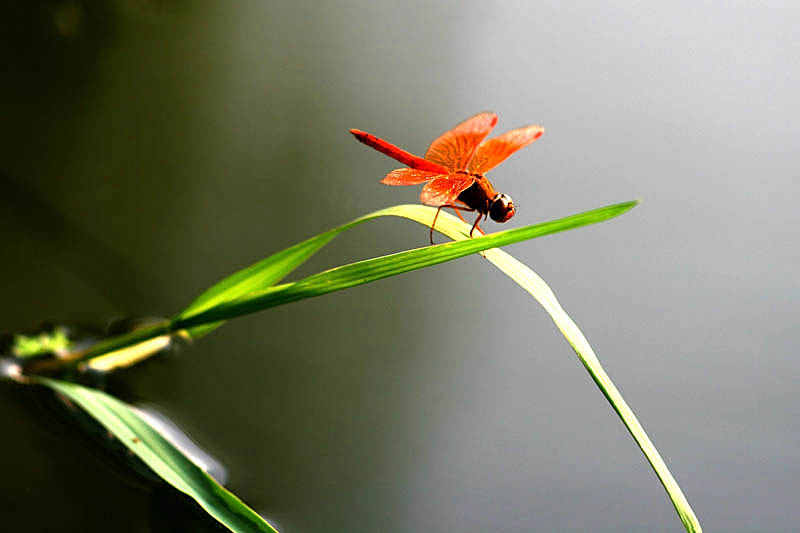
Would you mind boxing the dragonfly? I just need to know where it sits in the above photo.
[350,112,543,243]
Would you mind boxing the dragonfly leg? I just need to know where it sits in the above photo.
[469,212,489,258]
[430,204,475,244]
[430,206,443,244]
[470,212,486,237]
[451,207,470,224]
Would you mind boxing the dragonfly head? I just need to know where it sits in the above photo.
[489,193,516,223]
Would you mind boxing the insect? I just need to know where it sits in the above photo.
[350,112,543,243]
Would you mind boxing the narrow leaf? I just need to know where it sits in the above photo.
[180,206,445,333]
[176,202,636,328]
[394,209,703,533]
[54,202,634,370]
[36,378,279,533]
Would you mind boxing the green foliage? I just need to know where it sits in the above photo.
[36,377,278,533]
[12,326,71,358]
[12,200,702,533]
[175,202,637,329]
[419,208,702,533]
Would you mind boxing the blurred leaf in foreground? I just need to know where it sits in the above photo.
[35,377,279,533]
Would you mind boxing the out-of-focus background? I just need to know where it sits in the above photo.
[1,1,797,532]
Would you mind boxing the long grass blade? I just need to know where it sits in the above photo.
[51,202,632,370]
[30,201,701,531]
[175,202,636,328]
[36,377,279,533]
[388,209,703,533]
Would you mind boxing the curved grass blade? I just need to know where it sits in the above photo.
[391,210,703,533]
[37,200,697,530]
[35,377,279,533]
[179,207,439,337]
[173,202,700,531]
[55,202,634,370]
[175,202,636,328]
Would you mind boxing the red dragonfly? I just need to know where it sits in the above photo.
[350,112,543,243]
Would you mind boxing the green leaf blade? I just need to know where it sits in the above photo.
[408,208,702,533]
[176,201,636,328]
[38,199,702,531]
[180,231,339,319]
[178,205,437,337]
[177,199,699,532]
[36,378,279,533]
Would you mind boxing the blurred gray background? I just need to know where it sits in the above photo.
[1,1,797,532]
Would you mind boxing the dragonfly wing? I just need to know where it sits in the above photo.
[419,175,475,206]
[424,112,498,172]
[468,125,544,174]
[381,168,444,186]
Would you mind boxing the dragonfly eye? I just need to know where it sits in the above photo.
[489,194,515,223]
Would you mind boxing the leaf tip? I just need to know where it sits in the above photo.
[616,199,640,214]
